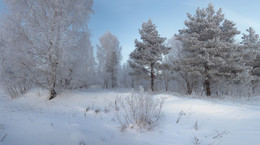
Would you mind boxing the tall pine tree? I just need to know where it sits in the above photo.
[128,19,170,91]
[241,27,260,93]
[175,3,245,97]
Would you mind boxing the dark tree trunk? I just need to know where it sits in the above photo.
[150,63,155,92]
[186,81,192,95]
[205,79,211,96]
[49,52,58,100]
[49,73,57,100]
[204,63,211,97]
[111,70,115,88]
[251,80,257,94]
[164,74,169,91]
[49,88,57,100]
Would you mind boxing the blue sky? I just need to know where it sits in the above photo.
[1,0,260,63]
[89,0,260,63]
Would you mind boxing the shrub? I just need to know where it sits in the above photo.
[115,87,164,131]
[5,79,31,98]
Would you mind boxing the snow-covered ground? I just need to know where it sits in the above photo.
[0,88,260,145]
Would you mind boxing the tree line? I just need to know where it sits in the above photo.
[128,3,260,97]
[0,1,259,99]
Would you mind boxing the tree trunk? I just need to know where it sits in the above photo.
[165,82,168,92]
[180,72,192,95]
[104,80,108,89]
[251,80,256,94]
[49,68,57,100]
[111,69,117,88]
[205,79,211,96]
[150,63,155,91]
[204,63,211,97]
[49,88,57,100]
[111,70,114,88]
[48,52,58,100]
[186,81,192,95]
[164,72,169,91]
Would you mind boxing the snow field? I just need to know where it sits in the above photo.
[0,88,260,145]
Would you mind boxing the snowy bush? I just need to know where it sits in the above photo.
[4,78,32,98]
[115,87,164,131]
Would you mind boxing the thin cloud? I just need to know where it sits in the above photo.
[224,9,260,34]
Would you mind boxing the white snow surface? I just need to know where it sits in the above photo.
[0,88,260,145]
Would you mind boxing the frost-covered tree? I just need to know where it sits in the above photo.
[160,63,171,91]
[241,27,260,67]
[252,54,260,94]
[165,37,198,94]
[241,27,260,49]
[97,31,122,88]
[0,0,94,99]
[118,63,135,88]
[175,3,246,97]
[159,37,181,92]
[128,19,170,91]
[241,27,260,93]
[106,51,119,88]
[253,55,260,77]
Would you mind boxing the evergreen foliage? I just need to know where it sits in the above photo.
[128,19,170,91]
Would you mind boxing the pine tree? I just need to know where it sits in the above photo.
[241,27,260,93]
[241,27,260,68]
[252,54,260,94]
[253,55,260,77]
[128,19,170,91]
[241,27,260,49]
[175,3,245,97]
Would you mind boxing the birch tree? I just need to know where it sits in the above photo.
[97,31,122,88]
[0,0,94,99]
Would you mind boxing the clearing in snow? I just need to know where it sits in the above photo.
[0,88,260,145]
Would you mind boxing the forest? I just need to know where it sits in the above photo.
[0,1,260,145]
[0,1,259,100]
